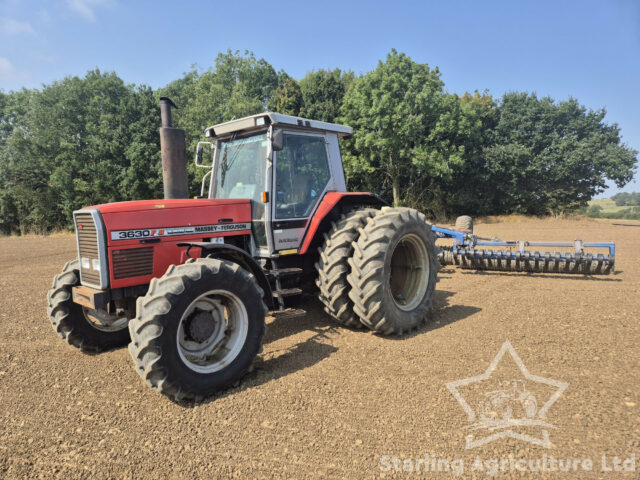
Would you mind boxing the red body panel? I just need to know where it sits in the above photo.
[86,199,252,289]
[298,192,379,254]
[106,242,203,288]
[92,198,247,215]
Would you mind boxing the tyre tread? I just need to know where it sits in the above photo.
[47,260,129,352]
[315,208,379,328]
[347,208,438,335]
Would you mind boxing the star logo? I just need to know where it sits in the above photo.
[446,340,569,449]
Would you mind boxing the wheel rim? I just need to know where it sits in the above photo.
[177,290,249,374]
[82,307,128,332]
[389,233,430,311]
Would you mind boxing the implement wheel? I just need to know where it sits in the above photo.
[128,258,266,402]
[455,215,473,233]
[347,207,438,335]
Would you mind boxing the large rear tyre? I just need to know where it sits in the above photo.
[47,260,130,352]
[315,208,379,328]
[128,258,266,402]
[347,207,438,335]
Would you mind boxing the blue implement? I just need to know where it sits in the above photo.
[432,225,615,275]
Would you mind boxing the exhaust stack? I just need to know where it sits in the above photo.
[159,97,189,199]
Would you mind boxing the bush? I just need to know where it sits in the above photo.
[583,205,603,218]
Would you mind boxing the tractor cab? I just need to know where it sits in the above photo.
[197,113,351,257]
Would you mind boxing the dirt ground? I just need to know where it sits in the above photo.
[0,218,638,479]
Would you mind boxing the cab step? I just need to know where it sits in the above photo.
[266,267,303,279]
[273,288,303,298]
[270,308,307,320]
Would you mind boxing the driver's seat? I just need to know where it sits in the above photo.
[290,173,312,206]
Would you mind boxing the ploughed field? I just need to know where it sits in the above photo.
[0,218,638,479]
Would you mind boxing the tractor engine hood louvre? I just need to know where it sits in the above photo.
[73,210,109,289]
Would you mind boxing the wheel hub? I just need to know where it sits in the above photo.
[177,291,249,374]
[389,233,430,311]
[186,311,217,343]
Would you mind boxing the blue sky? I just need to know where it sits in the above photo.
[1,0,638,196]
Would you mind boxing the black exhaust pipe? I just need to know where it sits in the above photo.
[159,97,189,199]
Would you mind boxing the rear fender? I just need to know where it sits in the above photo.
[178,242,275,310]
[298,192,387,255]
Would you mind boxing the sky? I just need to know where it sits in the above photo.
[1,0,638,196]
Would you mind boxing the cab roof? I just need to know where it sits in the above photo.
[205,112,353,139]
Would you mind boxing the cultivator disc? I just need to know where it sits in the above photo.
[439,247,614,274]
[431,219,616,276]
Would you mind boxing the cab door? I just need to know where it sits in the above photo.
[271,131,333,253]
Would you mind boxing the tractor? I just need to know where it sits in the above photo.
[48,99,615,401]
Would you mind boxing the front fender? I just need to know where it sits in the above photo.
[177,242,275,310]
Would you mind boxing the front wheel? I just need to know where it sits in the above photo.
[47,260,130,352]
[128,258,266,402]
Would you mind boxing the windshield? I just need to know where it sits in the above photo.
[213,133,268,201]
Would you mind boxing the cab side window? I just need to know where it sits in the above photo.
[275,134,330,219]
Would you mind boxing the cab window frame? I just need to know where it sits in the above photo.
[272,130,332,220]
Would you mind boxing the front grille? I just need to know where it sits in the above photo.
[75,212,102,287]
[112,247,154,279]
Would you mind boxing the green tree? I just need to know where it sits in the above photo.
[436,91,498,215]
[268,71,302,115]
[411,91,498,216]
[485,93,638,215]
[611,192,640,206]
[300,68,354,122]
[0,70,161,233]
[340,50,453,207]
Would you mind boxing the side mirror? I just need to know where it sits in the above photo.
[272,129,284,151]
[196,144,204,165]
[195,141,214,168]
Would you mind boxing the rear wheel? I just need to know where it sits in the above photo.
[128,258,266,402]
[347,208,438,335]
[315,208,379,328]
[47,260,130,352]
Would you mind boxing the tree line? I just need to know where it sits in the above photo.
[0,49,637,234]
[611,192,640,207]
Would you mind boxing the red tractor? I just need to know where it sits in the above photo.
[48,100,439,401]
